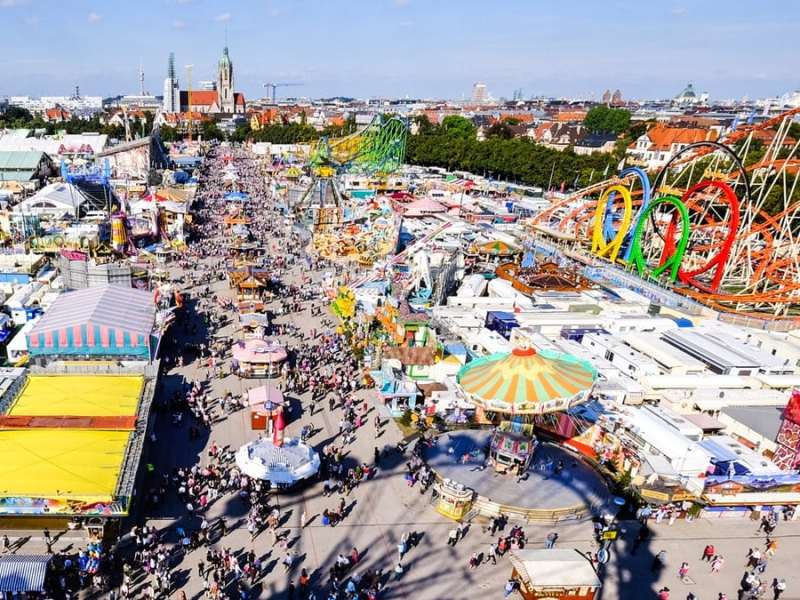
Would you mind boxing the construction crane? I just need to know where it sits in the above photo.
[263,82,304,104]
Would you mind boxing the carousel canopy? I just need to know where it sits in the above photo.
[476,240,520,256]
[457,347,596,415]
[232,338,287,364]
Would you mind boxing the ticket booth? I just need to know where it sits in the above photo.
[434,478,474,521]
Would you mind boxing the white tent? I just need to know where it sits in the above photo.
[13,182,90,218]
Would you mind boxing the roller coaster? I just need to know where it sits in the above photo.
[528,108,800,320]
[308,113,408,176]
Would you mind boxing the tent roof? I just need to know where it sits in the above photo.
[0,150,48,170]
[457,347,596,413]
[29,285,156,337]
[509,549,600,587]
[0,555,52,593]
[14,182,90,212]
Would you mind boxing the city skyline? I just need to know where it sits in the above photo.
[0,0,798,101]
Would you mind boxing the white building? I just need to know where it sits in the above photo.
[471,82,488,104]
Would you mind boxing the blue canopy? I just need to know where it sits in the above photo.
[225,192,250,202]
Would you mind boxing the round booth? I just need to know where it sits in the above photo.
[232,338,288,378]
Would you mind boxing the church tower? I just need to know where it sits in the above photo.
[217,46,235,113]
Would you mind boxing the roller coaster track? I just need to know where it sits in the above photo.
[527,108,800,318]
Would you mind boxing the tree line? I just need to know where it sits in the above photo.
[406,115,622,191]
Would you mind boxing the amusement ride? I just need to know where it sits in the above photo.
[528,108,800,321]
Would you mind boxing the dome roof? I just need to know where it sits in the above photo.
[457,347,596,414]
[678,83,696,98]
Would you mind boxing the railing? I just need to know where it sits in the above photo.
[471,496,592,524]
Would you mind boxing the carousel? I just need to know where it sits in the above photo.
[426,346,607,521]
[456,346,596,420]
[235,435,321,488]
[232,338,288,378]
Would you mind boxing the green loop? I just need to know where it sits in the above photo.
[629,195,689,282]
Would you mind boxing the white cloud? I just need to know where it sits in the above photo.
[0,0,28,7]
[398,20,414,27]
[671,7,687,16]
[393,0,409,6]
[173,19,186,29]
[87,11,102,23]
[214,12,231,22]
[175,0,194,3]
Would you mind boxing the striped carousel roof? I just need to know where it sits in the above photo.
[475,240,520,256]
[457,347,596,414]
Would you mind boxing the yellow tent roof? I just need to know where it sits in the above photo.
[9,375,143,417]
[0,429,130,501]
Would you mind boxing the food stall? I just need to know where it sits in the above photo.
[509,549,601,600]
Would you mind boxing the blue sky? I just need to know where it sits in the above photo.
[0,0,797,101]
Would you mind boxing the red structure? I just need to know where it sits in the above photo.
[773,389,800,470]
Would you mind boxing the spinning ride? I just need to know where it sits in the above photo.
[297,115,408,229]
[530,108,800,319]
[457,347,597,419]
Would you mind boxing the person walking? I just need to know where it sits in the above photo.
[300,510,307,529]
[773,578,787,600]
[701,544,715,562]
[397,539,407,561]
[765,538,778,558]
[545,532,558,549]
[447,528,458,547]
[2,535,9,553]
[711,555,724,573]
[487,543,497,565]
[678,561,689,580]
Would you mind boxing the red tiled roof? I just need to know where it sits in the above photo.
[645,125,718,150]
[555,111,587,122]
[187,90,218,106]
[234,92,245,106]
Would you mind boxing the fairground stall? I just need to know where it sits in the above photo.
[232,338,287,378]
[509,549,601,600]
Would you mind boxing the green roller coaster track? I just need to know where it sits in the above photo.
[310,114,408,175]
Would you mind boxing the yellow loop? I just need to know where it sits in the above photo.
[591,184,632,263]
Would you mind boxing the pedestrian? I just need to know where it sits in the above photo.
[447,528,458,546]
[2,535,9,553]
[394,562,404,579]
[773,578,786,600]
[287,580,295,600]
[43,528,51,546]
[678,561,689,580]
[397,540,407,561]
[300,510,307,529]
[701,544,715,562]
[545,532,558,549]
[711,555,724,573]
[504,579,517,597]
[765,538,778,558]
[469,553,479,569]
[657,587,670,600]
[487,543,497,565]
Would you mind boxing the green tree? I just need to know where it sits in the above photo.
[159,126,179,142]
[441,115,476,139]
[584,106,631,135]
[200,121,225,141]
